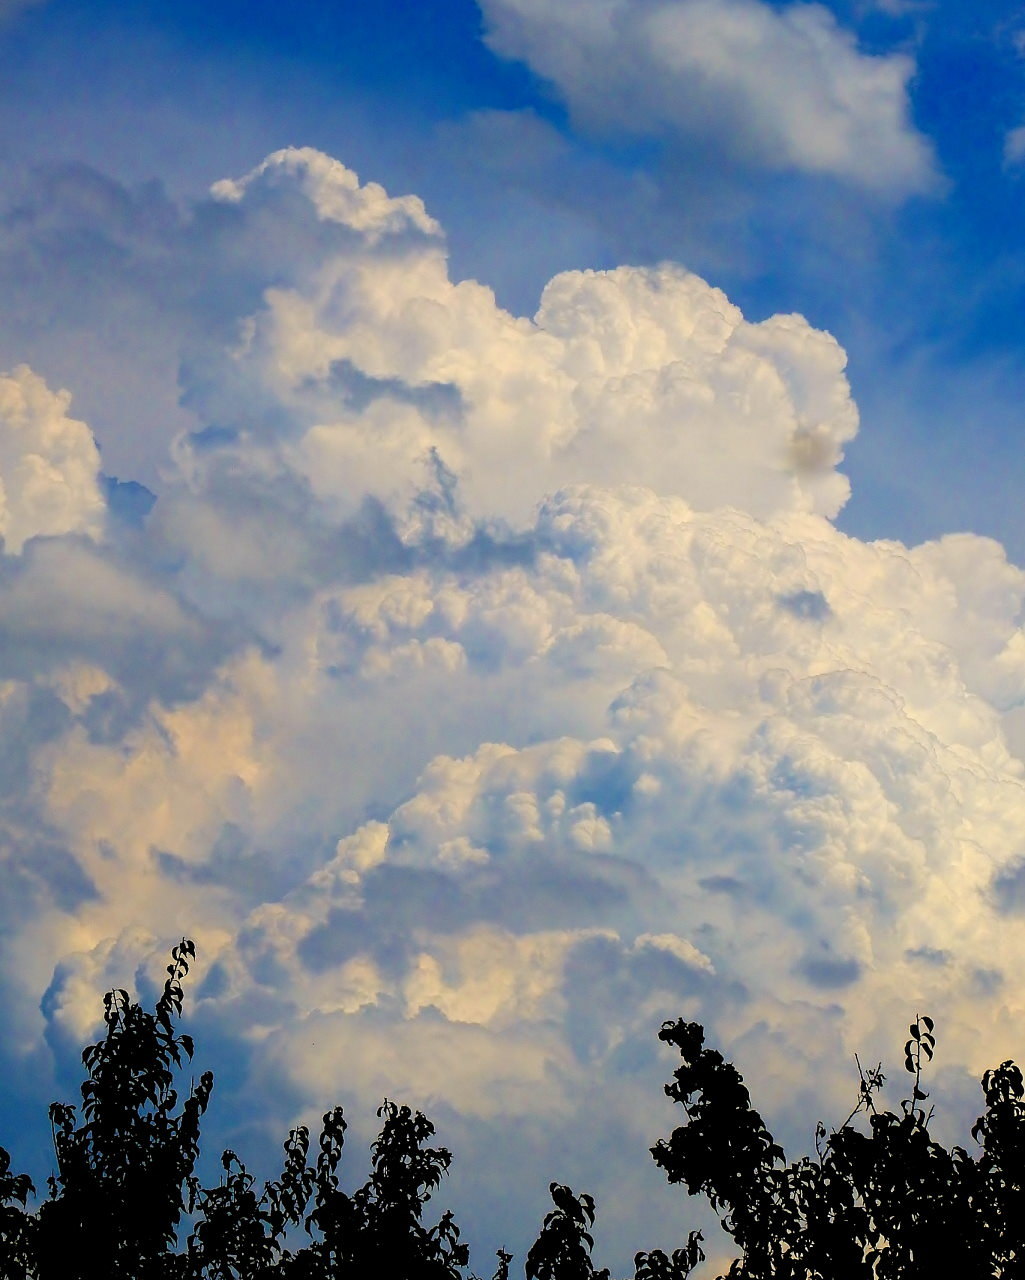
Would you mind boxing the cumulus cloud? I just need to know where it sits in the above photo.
[0,366,105,554]
[4,148,1025,1268]
[477,0,936,194]
[177,147,859,540]
[210,147,442,242]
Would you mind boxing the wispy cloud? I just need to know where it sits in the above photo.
[477,0,938,194]
[1004,124,1025,168]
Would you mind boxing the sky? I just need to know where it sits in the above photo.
[2,0,1025,1272]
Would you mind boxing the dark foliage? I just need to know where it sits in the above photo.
[649,1014,1025,1278]
[2,941,1025,1278]
[36,939,211,1280]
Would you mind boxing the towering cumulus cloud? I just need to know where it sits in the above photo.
[3,148,1024,1265]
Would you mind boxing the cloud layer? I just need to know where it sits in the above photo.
[2,147,1024,1268]
[478,0,936,194]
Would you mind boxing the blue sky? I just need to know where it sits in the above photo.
[5,2,1025,1272]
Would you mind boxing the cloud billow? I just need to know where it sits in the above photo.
[0,365,105,554]
[478,0,937,195]
[2,147,1024,1268]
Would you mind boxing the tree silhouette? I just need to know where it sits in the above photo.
[0,1143,36,1280]
[35,938,211,1280]
[647,1014,1025,1278]
[0,939,487,1279]
[2,939,1025,1278]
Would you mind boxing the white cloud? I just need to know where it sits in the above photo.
[172,149,859,545]
[0,366,105,553]
[477,0,936,193]
[3,149,1025,1270]
[210,147,442,243]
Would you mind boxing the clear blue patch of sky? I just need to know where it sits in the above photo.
[23,0,543,120]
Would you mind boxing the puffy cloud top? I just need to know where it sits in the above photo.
[478,0,937,193]
[210,146,442,242]
[182,148,859,540]
[0,365,105,553]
